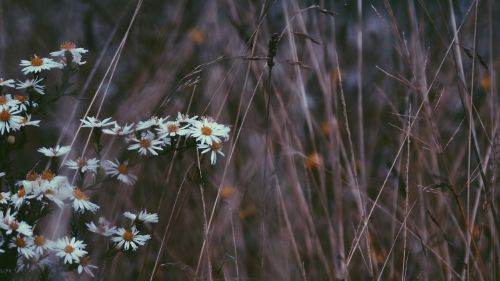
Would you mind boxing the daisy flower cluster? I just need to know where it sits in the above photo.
[80,112,231,165]
[0,194,97,276]
[0,41,88,139]
[87,210,157,252]
[0,40,232,279]
[0,42,108,277]
[0,156,157,277]
[0,81,41,135]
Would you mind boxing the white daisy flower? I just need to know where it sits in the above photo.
[85,217,116,236]
[157,120,188,138]
[9,235,35,258]
[123,210,159,224]
[176,112,198,124]
[188,117,230,145]
[11,187,35,210]
[103,159,137,185]
[20,114,41,127]
[0,191,10,204]
[198,142,225,165]
[12,95,31,111]
[36,187,65,208]
[20,55,63,75]
[0,78,15,88]
[80,116,114,128]
[16,254,51,272]
[65,158,100,173]
[17,77,45,95]
[67,187,99,214]
[32,235,50,255]
[0,208,33,237]
[127,136,163,156]
[50,42,88,65]
[111,226,151,251]
[135,116,163,131]
[102,122,135,136]
[0,107,23,134]
[77,256,98,277]
[37,145,71,157]
[0,94,21,110]
[51,236,87,264]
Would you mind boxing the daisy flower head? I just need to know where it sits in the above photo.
[103,159,137,185]
[65,157,99,174]
[51,236,87,264]
[112,226,151,251]
[157,119,188,138]
[67,187,99,214]
[0,94,21,110]
[0,208,33,237]
[0,107,23,134]
[50,41,88,65]
[9,235,35,258]
[13,95,30,111]
[81,116,114,128]
[176,112,198,124]
[127,135,163,156]
[17,77,45,95]
[16,254,51,272]
[20,114,41,127]
[20,55,63,75]
[32,235,50,255]
[188,117,230,145]
[11,186,35,210]
[77,256,98,277]
[124,210,159,224]
[37,145,71,157]
[0,78,15,88]
[86,217,116,236]
[198,141,225,165]
[0,191,10,204]
[102,122,135,136]
[135,116,164,131]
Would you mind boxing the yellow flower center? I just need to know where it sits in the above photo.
[211,142,222,150]
[31,56,43,66]
[34,235,45,246]
[17,188,26,198]
[139,138,151,148]
[78,159,87,168]
[26,172,39,181]
[73,188,89,201]
[15,237,26,248]
[15,95,26,103]
[0,96,6,105]
[60,41,76,50]
[64,245,74,254]
[0,110,10,122]
[167,124,178,132]
[201,126,212,136]
[9,222,19,231]
[41,170,54,181]
[117,164,129,175]
[122,230,134,241]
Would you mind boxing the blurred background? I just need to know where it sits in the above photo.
[1,0,499,280]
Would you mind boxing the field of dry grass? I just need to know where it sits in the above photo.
[0,0,499,280]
